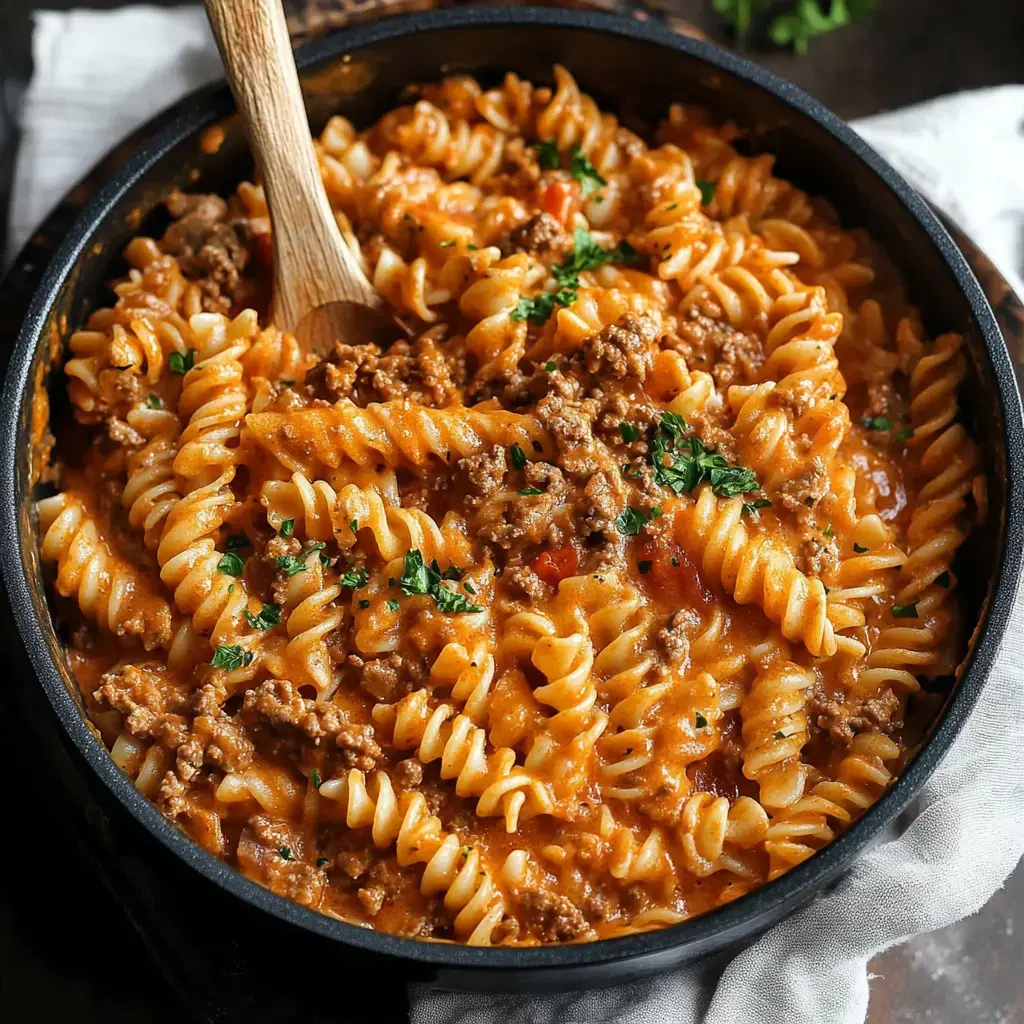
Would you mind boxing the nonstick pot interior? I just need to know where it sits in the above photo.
[2,7,1021,992]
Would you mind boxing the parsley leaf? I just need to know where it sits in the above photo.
[168,349,196,375]
[217,551,245,577]
[276,544,325,577]
[519,487,544,496]
[853,542,869,553]
[742,497,772,517]
[399,549,437,596]
[695,711,709,729]
[697,180,717,205]
[534,140,561,170]
[649,417,759,499]
[244,603,281,630]
[895,427,914,441]
[442,566,464,581]
[433,585,484,614]
[544,361,556,372]
[339,566,370,589]
[278,519,295,538]
[569,147,606,197]
[823,522,833,538]
[146,394,163,409]
[225,533,249,551]
[509,443,527,470]
[862,416,892,431]
[510,290,575,325]
[359,599,371,609]
[892,602,919,619]
[349,518,359,534]
[464,580,477,594]
[278,847,293,861]
[385,599,400,612]
[211,644,253,671]
[309,769,321,789]
[774,730,788,740]
[619,422,640,443]
[615,506,662,536]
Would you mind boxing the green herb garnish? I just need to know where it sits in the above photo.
[217,551,245,577]
[385,599,400,612]
[853,542,869,553]
[146,394,163,409]
[509,443,527,470]
[276,543,325,577]
[278,847,293,861]
[742,498,772,517]
[615,506,662,536]
[339,566,370,589]
[399,549,483,614]
[433,586,484,614]
[534,139,560,170]
[649,415,759,498]
[211,644,253,671]
[570,146,606,197]
[168,349,196,375]
[862,416,892,431]
[519,487,544,496]
[695,711,709,729]
[244,603,281,630]
[895,427,914,441]
[892,602,919,619]
[697,180,717,205]
[279,519,295,538]
[309,769,321,789]
[619,422,640,443]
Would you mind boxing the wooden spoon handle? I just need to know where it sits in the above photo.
[203,0,378,330]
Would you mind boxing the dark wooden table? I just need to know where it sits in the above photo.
[0,2,1022,1022]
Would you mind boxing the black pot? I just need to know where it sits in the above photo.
[1,6,1021,995]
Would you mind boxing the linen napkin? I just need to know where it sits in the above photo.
[7,10,1024,1024]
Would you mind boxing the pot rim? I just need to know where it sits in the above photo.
[2,5,1021,972]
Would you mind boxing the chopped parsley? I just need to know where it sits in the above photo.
[433,586,484,614]
[278,519,295,538]
[519,487,544,496]
[243,603,281,630]
[862,416,892,431]
[509,443,527,470]
[774,730,788,740]
[895,427,914,441]
[441,566,464,581]
[697,180,717,205]
[934,571,951,588]
[399,550,483,613]
[742,498,772,517]
[823,523,833,538]
[168,349,196,375]
[316,857,329,867]
[615,506,662,536]
[892,602,919,619]
[309,769,321,789]
[638,560,653,574]
[385,599,400,612]
[225,533,249,551]
[276,543,326,577]
[359,599,371,609]
[511,229,644,325]
[146,394,163,409]
[217,550,245,577]
[671,556,680,566]
[534,139,560,170]
[349,518,359,533]
[695,711,709,729]
[211,644,253,671]
[464,581,477,595]
[570,146,606,197]
[619,421,640,443]
[339,566,370,589]
[853,542,869,553]
[278,847,293,861]
[544,361,557,372]
[649,415,759,498]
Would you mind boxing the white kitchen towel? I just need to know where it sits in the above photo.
[7,10,1024,1024]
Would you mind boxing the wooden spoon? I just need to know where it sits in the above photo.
[204,0,397,354]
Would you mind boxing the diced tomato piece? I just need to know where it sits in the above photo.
[533,546,579,587]
[540,181,577,226]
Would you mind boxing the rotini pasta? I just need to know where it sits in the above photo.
[37,66,983,947]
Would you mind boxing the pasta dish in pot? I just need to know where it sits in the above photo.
[35,67,985,945]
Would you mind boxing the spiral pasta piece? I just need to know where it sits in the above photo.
[247,400,553,475]
[373,689,555,831]
[740,660,813,809]
[318,769,526,944]
[37,493,173,650]
[678,793,769,879]
[672,488,836,657]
